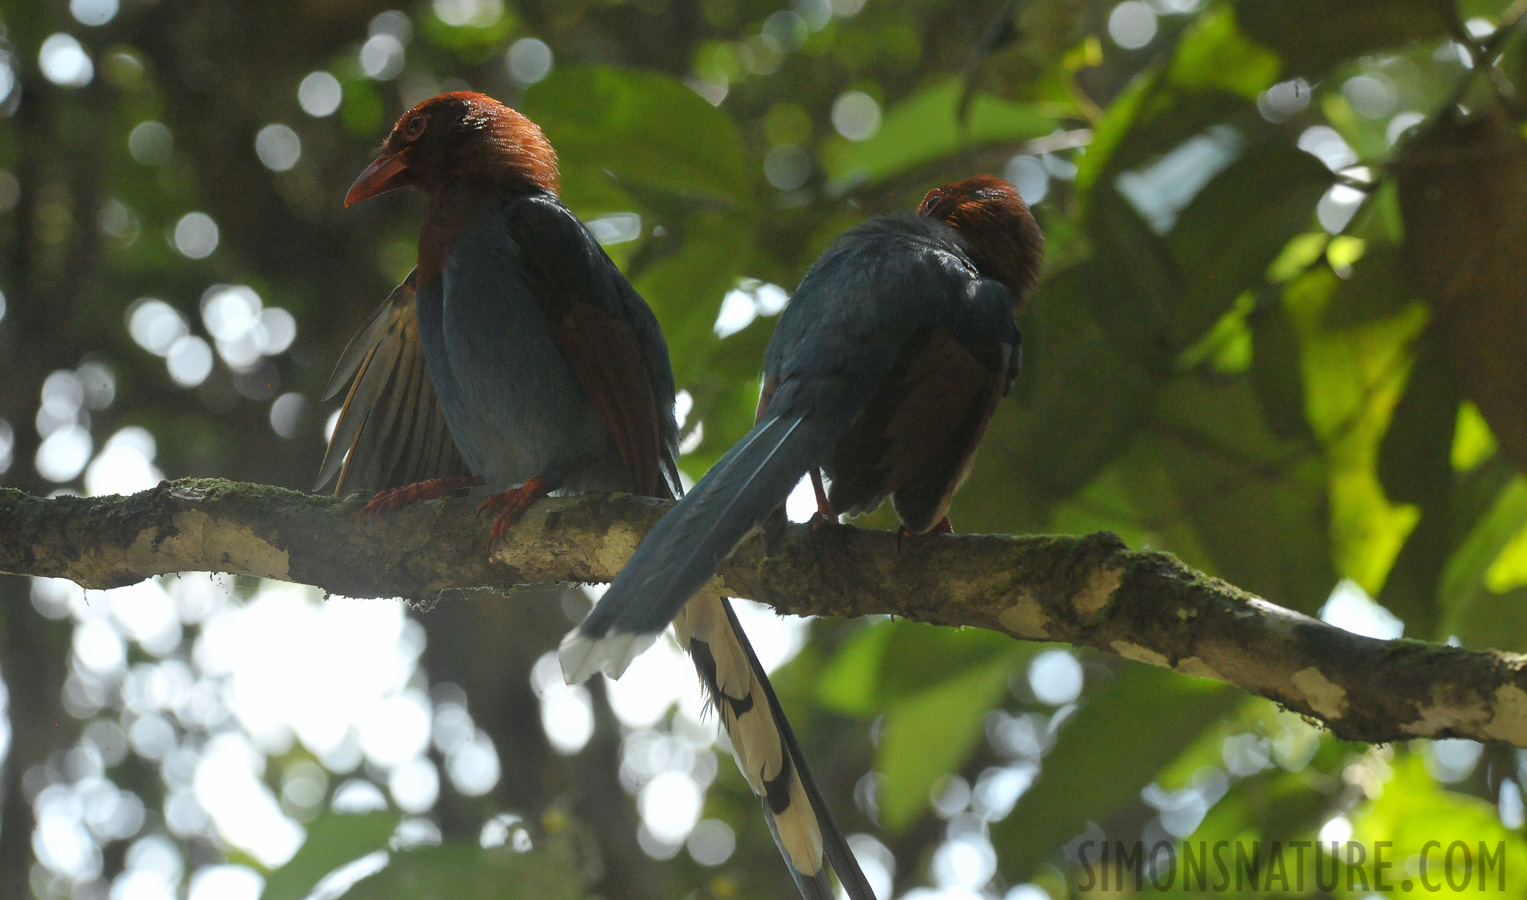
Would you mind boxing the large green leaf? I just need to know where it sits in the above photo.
[1166,138,1332,348]
[1237,0,1453,78]
[260,812,400,900]
[1148,375,1335,614]
[523,66,751,204]
[821,77,1057,186]
[993,664,1238,881]
[877,652,1019,832]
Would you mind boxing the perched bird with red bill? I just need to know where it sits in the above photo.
[562,175,1043,679]
[323,91,873,900]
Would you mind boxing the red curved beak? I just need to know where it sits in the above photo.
[345,150,413,207]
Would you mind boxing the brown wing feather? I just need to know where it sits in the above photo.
[550,300,669,499]
[826,328,1002,529]
[317,275,472,495]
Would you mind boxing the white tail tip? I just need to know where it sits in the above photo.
[558,628,657,684]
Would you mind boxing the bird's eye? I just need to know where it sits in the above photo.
[403,116,428,140]
[920,189,944,212]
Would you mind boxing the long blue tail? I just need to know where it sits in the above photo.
[560,403,847,682]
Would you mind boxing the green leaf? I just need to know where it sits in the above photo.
[1250,294,1313,442]
[1084,184,1181,358]
[876,640,1023,831]
[1378,337,1458,508]
[816,621,895,716]
[953,260,1160,530]
[819,622,1029,830]
[821,77,1056,186]
[1167,8,1281,98]
[1323,243,1419,329]
[1236,0,1453,78]
[1441,476,1527,614]
[523,66,751,203]
[260,811,400,900]
[1166,138,1333,347]
[345,843,588,900]
[993,664,1238,881]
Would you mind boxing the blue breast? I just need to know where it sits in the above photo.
[413,196,626,494]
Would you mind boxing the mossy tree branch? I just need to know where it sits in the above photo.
[3,477,1524,748]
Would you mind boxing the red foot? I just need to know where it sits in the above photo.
[478,476,552,543]
[898,517,954,538]
[359,476,484,522]
[807,511,839,531]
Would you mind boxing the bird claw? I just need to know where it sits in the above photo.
[478,476,551,543]
[807,511,840,532]
[357,476,484,523]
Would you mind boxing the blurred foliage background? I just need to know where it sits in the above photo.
[4,0,1527,897]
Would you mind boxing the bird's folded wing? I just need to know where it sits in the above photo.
[503,197,680,500]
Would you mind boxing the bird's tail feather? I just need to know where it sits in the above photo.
[675,593,873,900]
[562,408,845,683]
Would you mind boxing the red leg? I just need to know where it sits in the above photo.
[807,469,837,530]
[478,476,553,543]
[359,476,484,521]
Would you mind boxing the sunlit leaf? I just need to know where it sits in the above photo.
[1355,754,1527,893]
[260,811,399,900]
[1168,8,1281,98]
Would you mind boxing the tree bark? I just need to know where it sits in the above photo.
[3,478,1525,750]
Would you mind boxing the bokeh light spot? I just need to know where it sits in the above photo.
[70,0,118,27]
[128,121,174,166]
[639,770,702,844]
[1004,155,1049,206]
[1027,650,1083,705]
[297,72,342,117]
[434,0,504,27]
[831,90,881,141]
[1343,74,1397,118]
[763,145,811,191]
[188,865,263,900]
[507,38,553,86]
[40,34,94,87]
[360,34,405,80]
[1107,1,1158,49]
[255,124,302,172]
[173,212,219,259]
[686,819,735,866]
[36,425,92,483]
[166,336,214,387]
[128,299,189,357]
